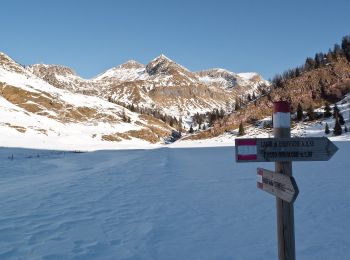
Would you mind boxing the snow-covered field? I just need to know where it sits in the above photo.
[0,143,349,259]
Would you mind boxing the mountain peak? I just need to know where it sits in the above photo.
[151,54,173,63]
[117,60,144,69]
[0,52,12,62]
[29,64,77,77]
[146,54,191,76]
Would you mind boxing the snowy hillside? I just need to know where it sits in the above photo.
[172,94,350,148]
[0,53,174,149]
[0,143,349,259]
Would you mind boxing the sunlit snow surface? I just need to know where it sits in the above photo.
[0,144,349,259]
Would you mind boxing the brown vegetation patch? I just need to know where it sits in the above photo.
[101,132,132,142]
[139,114,172,129]
[148,126,171,138]
[5,123,27,133]
[101,134,122,142]
[126,129,159,143]
[0,83,120,124]
[36,128,48,135]
[0,83,63,113]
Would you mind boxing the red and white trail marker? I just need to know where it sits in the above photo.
[273,101,290,128]
[235,139,257,161]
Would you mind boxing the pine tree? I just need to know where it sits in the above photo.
[333,114,342,136]
[333,104,340,118]
[325,123,330,134]
[339,113,345,125]
[307,105,315,121]
[333,43,343,58]
[323,102,332,118]
[189,125,194,134]
[238,122,245,136]
[247,94,252,101]
[341,35,350,62]
[315,53,321,68]
[304,57,315,71]
[121,109,128,122]
[297,103,303,121]
[234,98,241,111]
[344,125,348,133]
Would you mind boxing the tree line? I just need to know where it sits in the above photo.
[108,97,183,130]
[270,35,350,89]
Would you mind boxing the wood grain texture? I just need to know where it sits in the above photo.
[257,168,298,203]
[275,127,296,260]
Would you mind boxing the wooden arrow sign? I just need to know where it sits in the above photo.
[257,168,299,203]
[235,137,338,162]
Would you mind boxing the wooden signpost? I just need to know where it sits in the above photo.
[235,137,338,162]
[235,101,338,260]
[257,168,299,203]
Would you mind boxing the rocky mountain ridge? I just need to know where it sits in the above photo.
[28,54,269,119]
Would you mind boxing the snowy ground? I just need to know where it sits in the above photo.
[0,143,349,259]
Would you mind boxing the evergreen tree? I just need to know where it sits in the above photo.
[169,117,174,127]
[238,122,245,136]
[323,102,332,118]
[306,105,315,121]
[339,113,345,125]
[333,114,342,136]
[297,103,303,121]
[189,125,194,134]
[315,53,321,68]
[333,43,343,58]
[344,125,348,133]
[341,35,350,62]
[325,123,330,134]
[234,97,241,111]
[121,109,128,122]
[333,104,340,118]
[247,94,252,101]
[304,57,315,71]
[219,108,225,118]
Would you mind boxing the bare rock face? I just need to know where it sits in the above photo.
[196,69,238,89]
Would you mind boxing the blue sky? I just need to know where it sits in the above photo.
[1,0,349,79]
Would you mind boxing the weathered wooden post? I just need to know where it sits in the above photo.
[273,101,295,260]
[235,101,338,260]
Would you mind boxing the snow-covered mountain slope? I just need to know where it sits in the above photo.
[28,64,97,95]
[196,69,269,96]
[0,52,174,149]
[29,53,269,118]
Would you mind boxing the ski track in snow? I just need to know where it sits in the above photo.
[0,144,349,259]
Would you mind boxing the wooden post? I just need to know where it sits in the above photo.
[273,101,295,260]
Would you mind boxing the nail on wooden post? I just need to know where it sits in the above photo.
[273,101,296,260]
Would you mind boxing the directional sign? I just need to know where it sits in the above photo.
[257,168,299,203]
[235,137,338,162]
